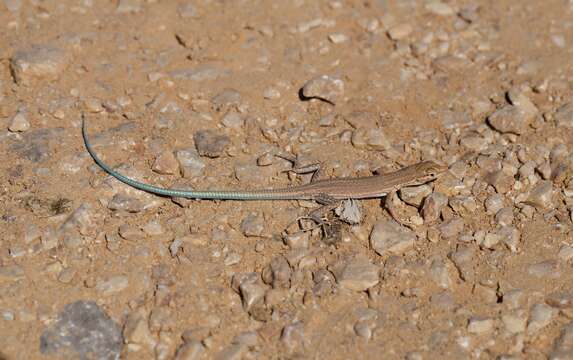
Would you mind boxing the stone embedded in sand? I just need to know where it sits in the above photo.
[370,219,416,256]
[331,258,379,291]
[387,23,413,40]
[555,102,573,128]
[421,192,448,223]
[193,130,230,158]
[8,112,30,132]
[467,317,494,334]
[300,75,344,104]
[487,105,531,134]
[10,45,70,85]
[525,180,554,209]
[40,301,122,359]
[152,151,179,175]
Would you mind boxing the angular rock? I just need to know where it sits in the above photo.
[370,219,416,256]
[8,112,30,132]
[525,180,554,209]
[425,2,454,16]
[387,23,413,40]
[211,89,241,110]
[467,317,494,334]
[501,312,527,334]
[331,258,379,291]
[170,65,231,82]
[550,322,573,359]
[335,199,363,225]
[528,303,558,334]
[421,192,448,223]
[484,170,514,194]
[175,149,205,178]
[123,308,156,350]
[300,75,344,104]
[487,105,532,134]
[261,256,292,288]
[449,245,475,282]
[555,102,573,128]
[175,340,204,360]
[40,301,123,359]
[193,130,230,158]
[240,213,265,237]
[95,275,129,296]
[10,45,70,85]
[528,260,561,279]
[399,184,432,207]
[152,150,179,175]
[437,217,464,238]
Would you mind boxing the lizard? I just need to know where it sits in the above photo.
[82,115,448,221]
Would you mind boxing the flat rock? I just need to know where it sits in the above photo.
[10,45,70,85]
[8,112,30,132]
[331,257,380,291]
[528,303,558,334]
[152,150,179,175]
[170,64,231,81]
[400,184,432,207]
[467,317,494,334]
[300,75,344,104]
[40,301,123,359]
[175,148,205,178]
[193,130,230,158]
[487,105,532,134]
[387,23,413,40]
[525,180,554,209]
[370,219,416,256]
[421,192,448,223]
[555,102,573,128]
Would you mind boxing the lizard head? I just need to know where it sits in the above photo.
[412,160,448,184]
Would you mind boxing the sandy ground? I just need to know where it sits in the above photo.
[1,0,573,359]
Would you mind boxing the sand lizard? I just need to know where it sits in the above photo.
[82,116,447,214]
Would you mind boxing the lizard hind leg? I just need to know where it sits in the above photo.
[275,152,324,183]
[284,194,339,233]
[308,193,341,223]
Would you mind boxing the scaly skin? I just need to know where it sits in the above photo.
[82,115,447,201]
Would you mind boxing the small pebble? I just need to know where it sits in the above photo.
[370,219,416,256]
[95,275,129,296]
[525,181,554,209]
[240,213,265,237]
[40,301,122,359]
[221,110,244,129]
[488,105,532,134]
[421,192,448,223]
[485,194,505,215]
[467,317,494,334]
[83,98,104,113]
[8,112,30,132]
[328,33,348,44]
[527,303,558,334]
[301,75,344,104]
[387,23,413,40]
[437,217,464,238]
[193,130,230,158]
[152,151,179,175]
[555,102,573,128]
[425,2,454,16]
[331,257,379,291]
[175,149,205,178]
[399,185,432,207]
[501,313,527,334]
[10,45,70,84]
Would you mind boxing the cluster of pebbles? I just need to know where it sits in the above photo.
[1,0,573,359]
